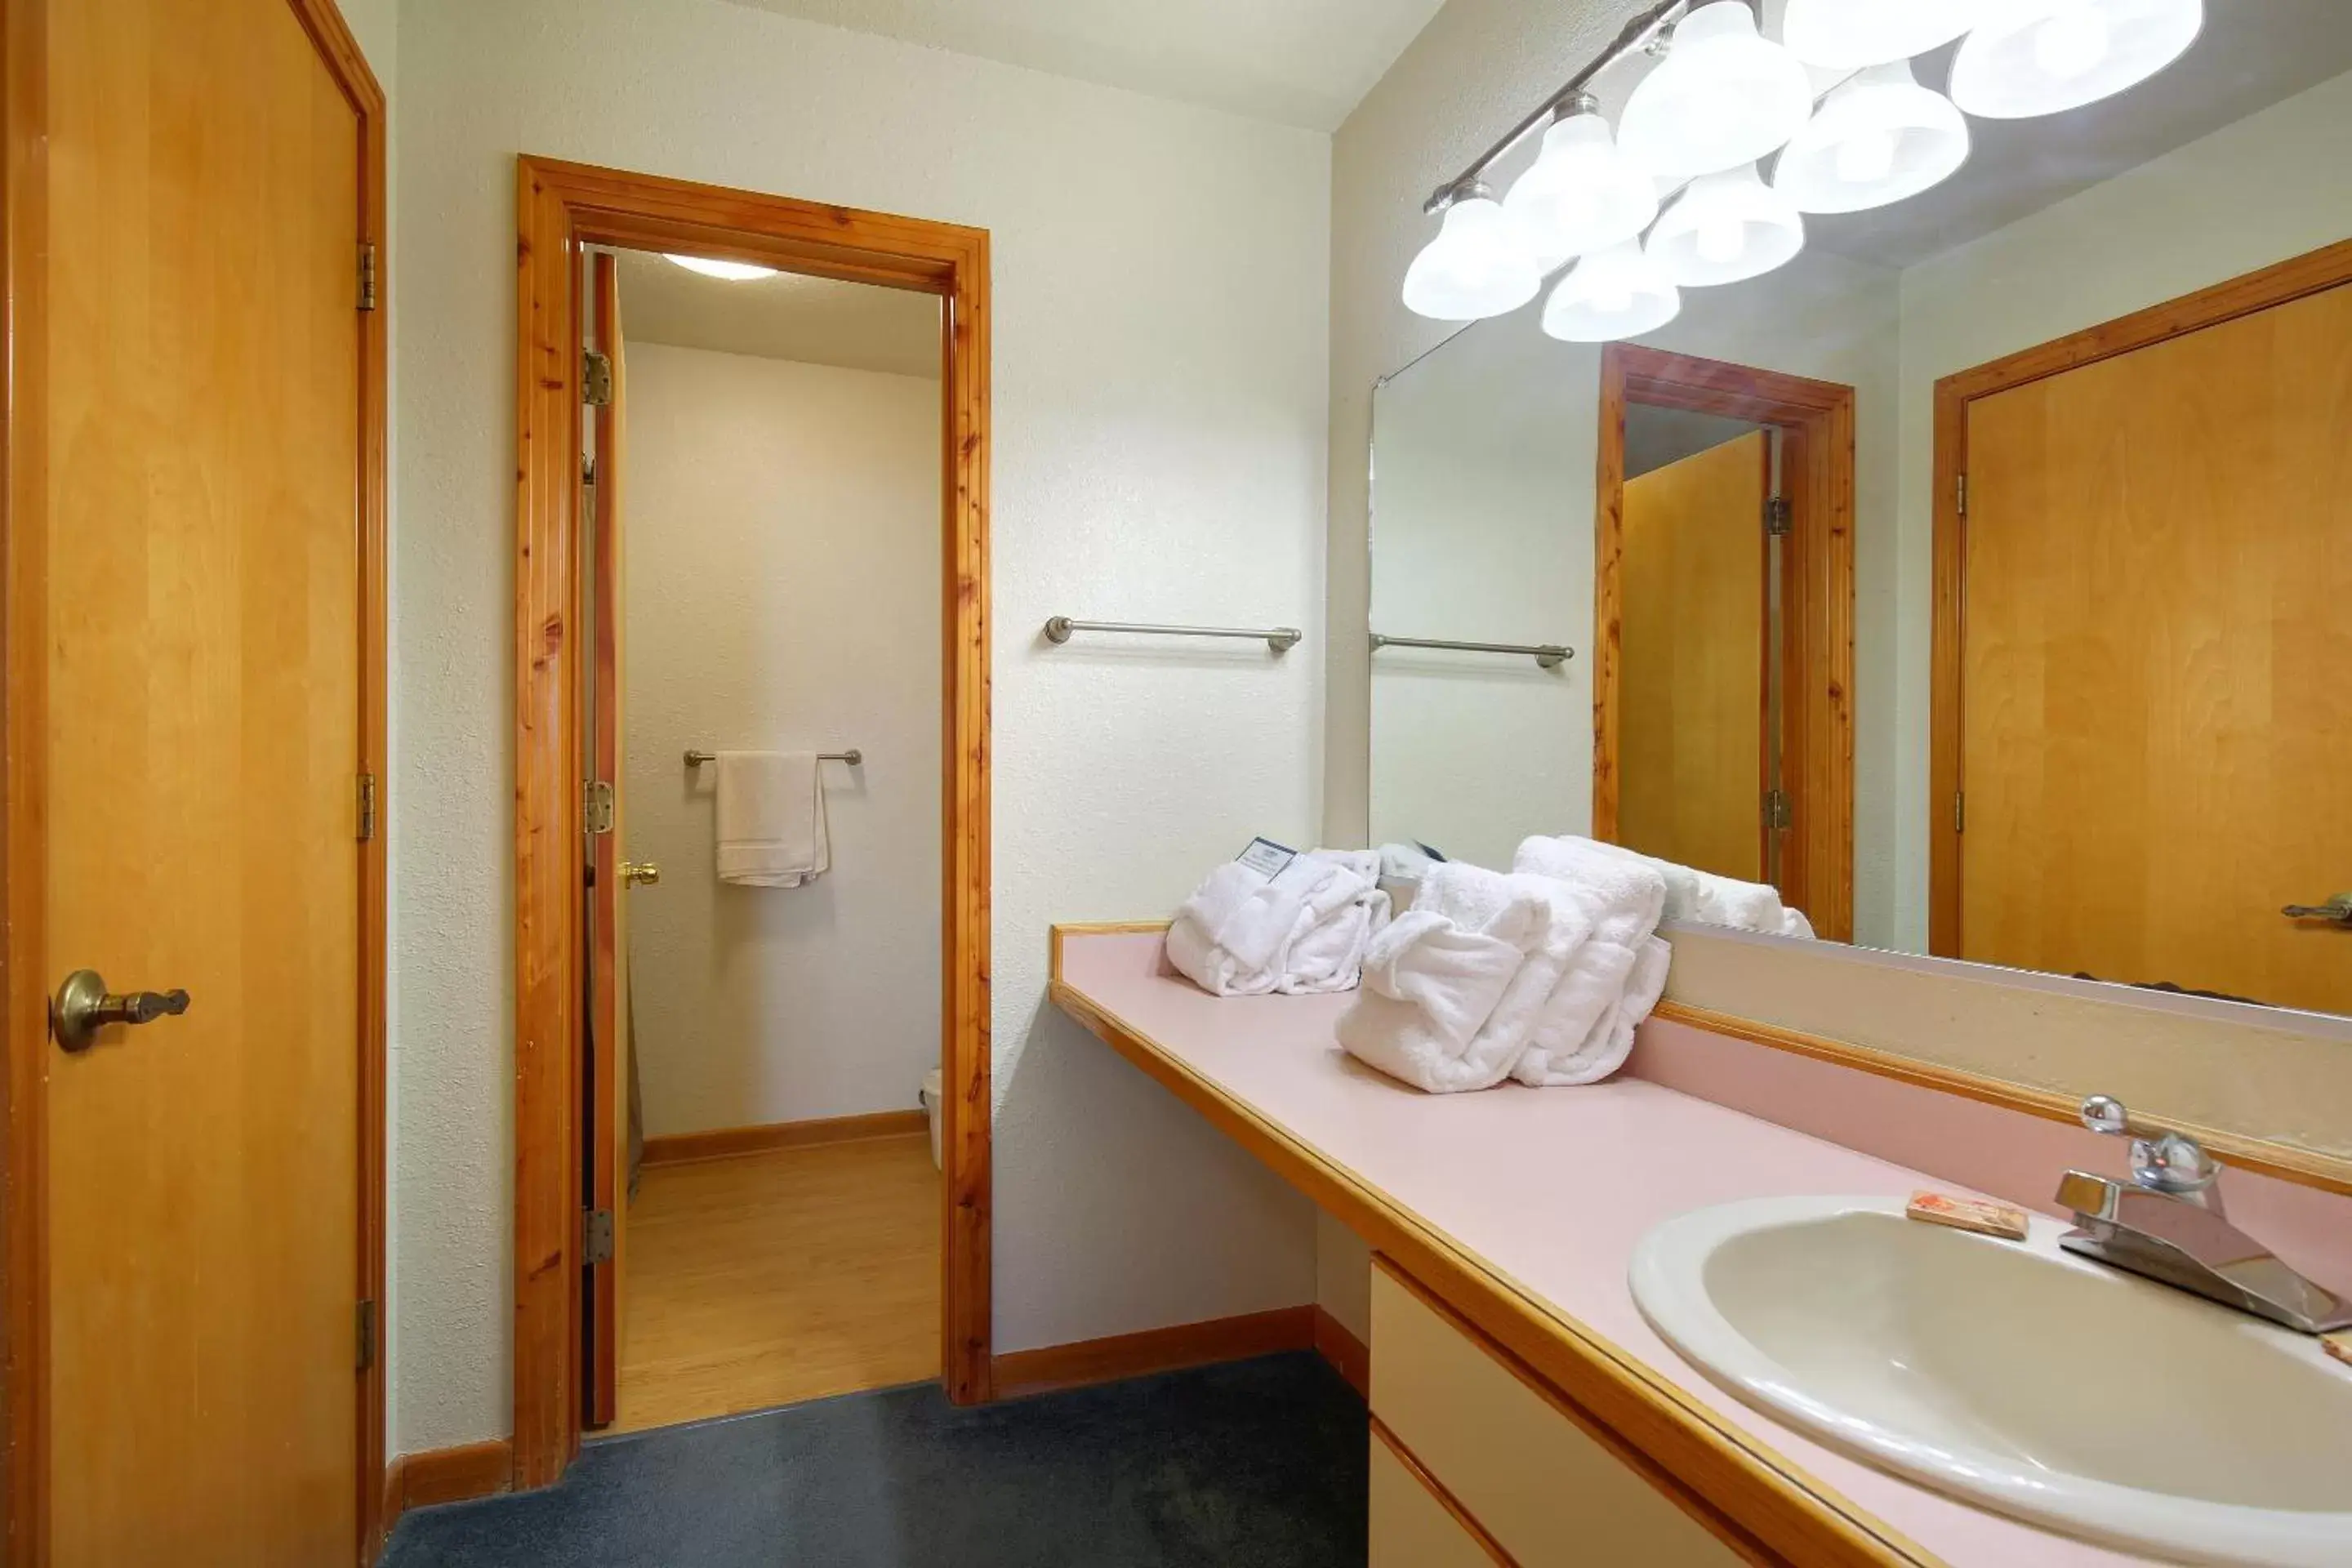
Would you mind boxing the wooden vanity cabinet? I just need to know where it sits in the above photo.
[1369,1258,1749,1567]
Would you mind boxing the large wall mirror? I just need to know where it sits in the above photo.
[1369,2,2352,1014]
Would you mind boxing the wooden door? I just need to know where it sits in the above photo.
[1958,281,2352,1010]
[583,252,633,1427]
[42,0,367,1559]
[1618,431,1771,883]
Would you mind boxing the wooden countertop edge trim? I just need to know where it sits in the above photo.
[1650,1001,2352,1199]
[1370,1415,1519,1567]
[1045,971,1938,1568]
[1376,1257,1785,1568]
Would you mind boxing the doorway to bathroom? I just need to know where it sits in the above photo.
[1592,345,1856,942]
[510,159,991,1489]
[581,243,951,1434]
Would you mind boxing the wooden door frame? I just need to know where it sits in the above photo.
[0,0,391,1561]
[1927,237,2352,958]
[509,157,993,1490]
[1593,345,1855,942]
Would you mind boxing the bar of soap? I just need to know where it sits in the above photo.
[2325,1331,2351,1368]
[1906,1191,2029,1241]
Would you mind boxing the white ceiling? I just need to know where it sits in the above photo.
[721,0,1449,131]
[612,248,942,379]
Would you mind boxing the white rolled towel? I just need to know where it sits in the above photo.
[1165,849,1390,997]
[1515,834,1813,940]
[1338,862,1568,1094]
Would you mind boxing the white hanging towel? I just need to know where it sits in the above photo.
[715,751,829,888]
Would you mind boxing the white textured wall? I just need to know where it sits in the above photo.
[392,0,1328,1454]
[1885,65,2352,951]
[620,343,942,1135]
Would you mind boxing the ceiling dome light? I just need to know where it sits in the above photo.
[1542,240,1682,342]
[1618,2,1815,180]
[1647,163,1806,287]
[1401,185,1542,321]
[1949,0,2202,120]
[1503,100,1660,265]
[665,254,780,281]
[1774,61,1971,214]
[1782,0,1982,69]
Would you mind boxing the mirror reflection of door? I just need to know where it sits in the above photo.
[1618,421,1776,887]
[1949,278,2352,1013]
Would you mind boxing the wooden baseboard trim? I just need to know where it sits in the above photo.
[991,1305,1316,1400]
[1312,1305,1370,1401]
[641,1109,929,1168]
[381,1437,514,1535]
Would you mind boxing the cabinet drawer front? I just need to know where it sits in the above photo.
[1370,1262,1744,1568]
[1371,1428,1504,1568]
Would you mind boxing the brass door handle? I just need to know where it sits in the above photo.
[621,861,661,888]
[51,969,191,1054]
[2283,894,2352,926]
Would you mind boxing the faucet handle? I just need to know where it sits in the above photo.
[2080,1094,2223,1203]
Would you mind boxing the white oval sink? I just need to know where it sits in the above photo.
[1629,1196,2352,1566]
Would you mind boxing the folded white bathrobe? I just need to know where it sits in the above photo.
[1165,849,1391,997]
[1515,835,1814,940]
[1337,862,1557,1094]
[1507,839,1672,1088]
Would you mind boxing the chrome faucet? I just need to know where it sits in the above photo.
[2056,1094,2352,1334]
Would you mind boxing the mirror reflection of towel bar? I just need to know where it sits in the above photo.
[684,748,862,767]
[1370,633,1571,670]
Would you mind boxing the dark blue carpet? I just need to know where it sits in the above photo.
[383,1352,1367,1567]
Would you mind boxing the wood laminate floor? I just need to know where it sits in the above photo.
[612,1133,941,1434]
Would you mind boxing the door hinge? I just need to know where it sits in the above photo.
[1763,497,1793,537]
[585,780,615,835]
[582,453,598,488]
[1763,788,1793,831]
[357,773,377,842]
[583,1208,615,1266]
[582,348,614,407]
[1953,791,1966,834]
[1955,471,1968,517]
[356,1298,377,1372]
[359,243,378,312]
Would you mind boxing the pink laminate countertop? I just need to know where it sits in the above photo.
[1053,929,2165,1568]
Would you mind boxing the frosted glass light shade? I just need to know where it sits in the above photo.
[666,254,778,281]
[1647,164,1805,287]
[1543,241,1682,342]
[1619,2,1815,179]
[1783,0,1981,69]
[1503,112,1660,264]
[1401,194,1541,320]
[1774,62,1971,214]
[1949,0,2203,119]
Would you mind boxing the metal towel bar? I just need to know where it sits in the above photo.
[1370,633,1571,670]
[684,748,862,768]
[1045,616,1301,654]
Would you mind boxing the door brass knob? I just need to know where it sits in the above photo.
[51,969,191,1054]
[621,861,661,888]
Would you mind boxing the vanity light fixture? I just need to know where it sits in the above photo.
[1401,181,1542,322]
[1781,0,1981,70]
[1773,61,1971,214]
[1617,2,1815,180]
[665,253,780,281]
[1541,239,1682,342]
[1949,0,2203,120]
[1502,96,1659,266]
[1646,163,1805,287]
